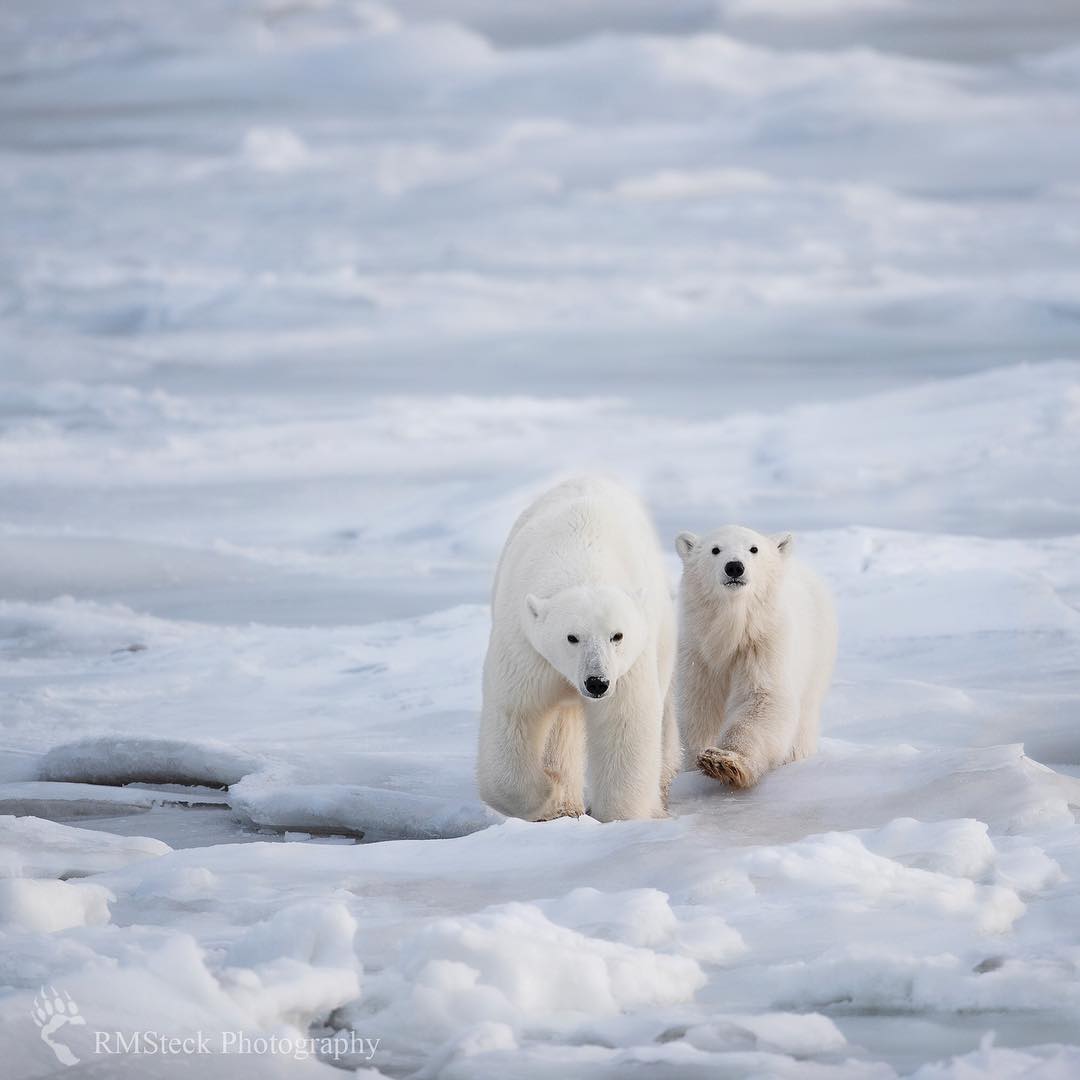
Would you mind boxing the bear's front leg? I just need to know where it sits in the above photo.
[659,687,680,810]
[477,698,561,820]
[696,747,757,788]
[586,665,664,821]
[678,652,728,765]
[699,685,798,789]
[540,706,586,819]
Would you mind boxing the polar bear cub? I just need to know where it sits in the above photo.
[674,525,836,789]
[477,477,679,822]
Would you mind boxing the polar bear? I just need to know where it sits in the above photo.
[477,477,679,822]
[674,525,836,789]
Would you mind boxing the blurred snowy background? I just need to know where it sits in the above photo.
[1,2,1080,1077]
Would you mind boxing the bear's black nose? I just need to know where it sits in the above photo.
[724,560,745,579]
[584,676,609,698]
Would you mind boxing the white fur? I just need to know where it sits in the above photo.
[477,477,679,822]
[674,524,837,789]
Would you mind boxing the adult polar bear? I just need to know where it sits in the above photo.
[477,477,679,822]
[675,525,836,789]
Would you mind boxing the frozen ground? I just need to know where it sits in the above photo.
[1,1,1080,1077]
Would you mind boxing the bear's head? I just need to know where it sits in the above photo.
[674,525,792,605]
[523,585,647,700]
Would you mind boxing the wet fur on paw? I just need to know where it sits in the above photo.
[697,747,755,788]
[538,801,585,821]
[538,769,585,820]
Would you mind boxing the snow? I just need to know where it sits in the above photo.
[230,777,500,841]
[0,816,170,878]
[2,0,1080,1077]
[39,737,261,788]
[0,878,115,933]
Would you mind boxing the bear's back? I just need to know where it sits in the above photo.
[493,476,658,610]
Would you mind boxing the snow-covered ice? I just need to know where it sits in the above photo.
[1,1,1079,1077]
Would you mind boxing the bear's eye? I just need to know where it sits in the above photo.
[749,546,758,554]
[711,546,720,555]
[611,632,623,643]
[567,634,579,644]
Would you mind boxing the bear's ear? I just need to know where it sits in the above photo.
[525,594,548,621]
[675,532,698,562]
[773,533,794,556]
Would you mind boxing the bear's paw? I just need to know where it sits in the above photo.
[697,747,755,789]
[537,799,586,821]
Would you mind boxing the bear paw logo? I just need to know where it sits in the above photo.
[32,987,85,1066]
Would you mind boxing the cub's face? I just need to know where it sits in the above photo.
[675,525,791,602]
[524,585,647,699]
